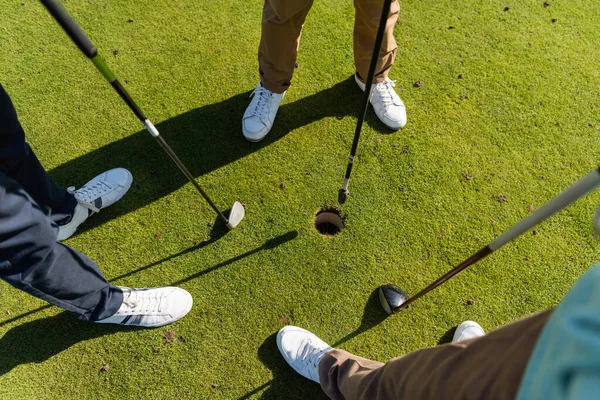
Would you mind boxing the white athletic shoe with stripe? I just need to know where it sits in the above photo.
[57,168,133,241]
[96,287,193,327]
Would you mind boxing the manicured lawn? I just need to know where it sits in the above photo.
[1,0,599,398]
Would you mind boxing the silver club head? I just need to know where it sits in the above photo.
[226,201,245,229]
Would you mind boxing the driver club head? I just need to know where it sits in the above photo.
[378,284,409,315]
[226,201,245,229]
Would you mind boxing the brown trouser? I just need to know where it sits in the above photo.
[259,0,400,93]
[319,310,552,400]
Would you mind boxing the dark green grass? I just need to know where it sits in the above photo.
[1,0,599,398]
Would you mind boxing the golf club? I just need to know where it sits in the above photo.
[40,0,245,229]
[379,167,600,314]
[338,0,393,204]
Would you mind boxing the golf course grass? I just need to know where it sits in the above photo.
[1,0,599,398]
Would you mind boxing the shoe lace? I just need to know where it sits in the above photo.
[67,180,112,212]
[248,85,273,122]
[121,289,165,314]
[374,79,397,106]
[298,339,327,370]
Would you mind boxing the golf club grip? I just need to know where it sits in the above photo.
[41,0,97,58]
[490,168,600,251]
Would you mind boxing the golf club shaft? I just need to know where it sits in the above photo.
[393,167,600,312]
[339,0,393,198]
[40,0,230,225]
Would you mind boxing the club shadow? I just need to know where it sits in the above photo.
[331,288,389,348]
[0,311,136,376]
[170,230,298,286]
[48,76,363,236]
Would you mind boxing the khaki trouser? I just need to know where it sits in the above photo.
[259,0,400,93]
[319,309,552,400]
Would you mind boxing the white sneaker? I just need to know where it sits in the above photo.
[452,320,485,342]
[277,326,333,383]
[95,287,193,327]
[355,74,407,130]
[57,168,133,241]
[242,82,285,142]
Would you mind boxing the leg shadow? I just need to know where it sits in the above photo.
[49,77,360,235]
[237,288,389,399]
[437,326,457,345]
[0,311,135,376]
[251,332,328,400]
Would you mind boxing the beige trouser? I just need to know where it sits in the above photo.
[319,309,552,400]
[259,0,400,93]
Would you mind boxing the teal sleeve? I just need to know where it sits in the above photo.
[567,372,600,400]
[517,264,600,400]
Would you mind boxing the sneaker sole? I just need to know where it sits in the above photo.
[243,134,266,143]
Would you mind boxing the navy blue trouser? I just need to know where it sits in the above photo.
[0,83,122,321]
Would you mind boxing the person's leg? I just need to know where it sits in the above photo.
[352,0,406,130]
[0,173,192,326]
[243,0,314,142]
[1,82,133,240]
[353,0,399,83]
[258,0,314,93]
[0,173,122,321]
[0,83,76,224]
[319,310,552,400]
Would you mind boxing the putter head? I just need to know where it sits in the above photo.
[378,284,409,315]
[338,188,349,204]
[226,201,245,229]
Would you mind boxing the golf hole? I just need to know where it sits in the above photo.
[314,208,344,236]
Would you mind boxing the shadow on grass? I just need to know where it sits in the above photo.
[49,76,364,236]
[238,289,389,399]
[170,230,298,286]
[437,326,457,345]
[0,311,136,376]
[332,288,390,348]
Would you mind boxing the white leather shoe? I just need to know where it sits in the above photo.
[355,74,407,130]
[277,326,333,383]
[242,82,285,142]
[58,168,133,240]
[95,287,193,328]
[452,320,485,342]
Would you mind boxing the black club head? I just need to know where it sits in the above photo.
[338,188,349,204]
[378,284,409,314]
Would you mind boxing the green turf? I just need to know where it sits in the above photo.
[1,0,600,398]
